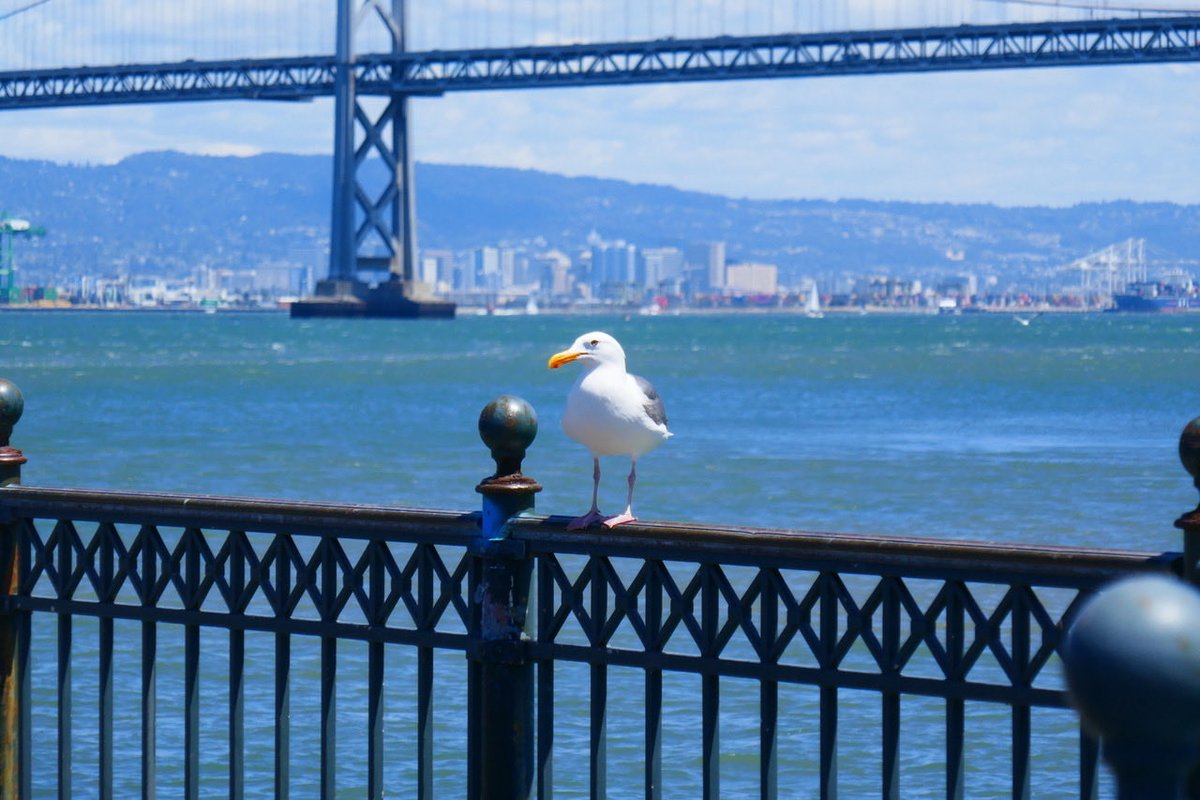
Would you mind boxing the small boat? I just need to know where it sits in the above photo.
[804,284,824,318]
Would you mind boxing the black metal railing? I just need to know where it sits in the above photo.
[1,385,1198,800]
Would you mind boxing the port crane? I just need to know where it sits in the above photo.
[1057,238,1147,300]
[0,214,46,301]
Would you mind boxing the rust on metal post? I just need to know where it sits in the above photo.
[0,379,24,798]
[1174,417,1200,584]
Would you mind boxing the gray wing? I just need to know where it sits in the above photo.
[632,374,668,427]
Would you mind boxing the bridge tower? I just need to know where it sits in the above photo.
[299,0,453,317]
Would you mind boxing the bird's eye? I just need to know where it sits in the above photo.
[589,339,599,347]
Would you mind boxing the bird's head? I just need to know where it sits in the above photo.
[548,331,627,371]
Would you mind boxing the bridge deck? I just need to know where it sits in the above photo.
[0,16,1196,109]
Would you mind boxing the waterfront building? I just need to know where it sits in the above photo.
[725,262,778,295]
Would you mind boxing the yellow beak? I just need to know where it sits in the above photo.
[548,349,583,369]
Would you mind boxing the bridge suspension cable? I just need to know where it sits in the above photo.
[982,0,1200,14]
[0,0,52,24]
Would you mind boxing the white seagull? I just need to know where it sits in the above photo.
[548,331,672,529]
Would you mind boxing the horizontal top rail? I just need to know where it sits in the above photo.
[0,485,1176,586]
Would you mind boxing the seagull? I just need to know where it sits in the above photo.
[548,331,672,529]
[1014,312,1043,326]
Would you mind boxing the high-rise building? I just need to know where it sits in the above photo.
[639,247,684,289]
[418,249,454,289]
[473,246,500,291]
[686,241,726,291]
[499,248,517,288]
[590,240,637,296]
[530,250,573,296]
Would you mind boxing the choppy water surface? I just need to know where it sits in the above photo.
[5,310,1199,797]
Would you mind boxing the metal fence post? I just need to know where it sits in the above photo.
[472,396,541,800]
[1063,574,1200,799]
[0,378,27,798]
[1171,417,1200,800]
[1175,417,1200,584]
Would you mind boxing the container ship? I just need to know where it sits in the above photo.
[1111,279,1200,312]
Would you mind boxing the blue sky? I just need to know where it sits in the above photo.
[0,0,1197,206]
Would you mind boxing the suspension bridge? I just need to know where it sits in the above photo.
[0,0,1197,314]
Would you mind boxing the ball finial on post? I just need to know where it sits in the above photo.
[476,395,541,541]
[0,379,26,486]
[1063,575,1200,797]
[0,379,22,449]
[477,395,541,490]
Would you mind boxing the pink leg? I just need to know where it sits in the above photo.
[568,458,607,530]
[603,458,638,528]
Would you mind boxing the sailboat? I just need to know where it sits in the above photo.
[804,284,824,318]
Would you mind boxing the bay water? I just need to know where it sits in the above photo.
[4,310,1199,797]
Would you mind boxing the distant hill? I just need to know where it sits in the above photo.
[2,151,1198,286]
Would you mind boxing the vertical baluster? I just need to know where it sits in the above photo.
[818,573,837,800]
[0,381,27,800]
[945,582,965,800]
[320,538,337,800]
[881,578,900,800]
[1079,729,1100,800]
[1011,587,1031,800]
[274,535,292,800]
[701,565,719,800]
[703,672,720,800]
[590,558,607,800]
[417,545,433,800]
[99,525,114,800]
[141,528,157,800]
[229,532,245,800]
[363,638,381,800]
[645,561,662,800]
[368,542,385,800]
[58,522,72,800]
[467,558,481,800]
[17,526,29,800]
[184,531,200,800]
[229,627,244,799]
[538,555,555,800]
[759,570,778,800]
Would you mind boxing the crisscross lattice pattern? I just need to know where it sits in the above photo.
[0,489,1173,799]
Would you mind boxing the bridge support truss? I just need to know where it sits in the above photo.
[329,0,417,287]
